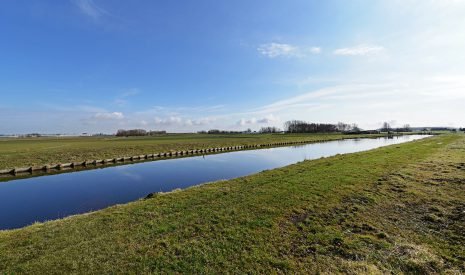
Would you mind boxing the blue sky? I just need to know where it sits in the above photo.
[1,0,464,134]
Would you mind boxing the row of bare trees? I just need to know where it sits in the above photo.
[116,129,167,137]
[115,121,417,137]
[284,121,360,133]
[259,127,281,133]
[380,122,411,133]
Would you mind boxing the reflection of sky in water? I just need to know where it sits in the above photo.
[0,135,429,230]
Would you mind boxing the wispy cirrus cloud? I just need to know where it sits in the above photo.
[248,73,465,129]
[73,0,109,19]
[92,112,124,120]
[113,88,140,106]
[258,43,299,58]
[135,105,225,117]
[80,111,125,128]
[333,44,385,56]
[258,43,321,58]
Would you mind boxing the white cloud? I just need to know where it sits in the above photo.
[237,118,257,126]
[333,44,385,56]
[237,114,279,126]
[257,114,279,124]
[154,116,182,125]
[309,47,322,54]
[73,0,108,19]
[153,116,216,127]
[93,112,124,120]
[258,43,321,58]
[258,43,299,58]
[79,111,125,129]
[191,117,217,126]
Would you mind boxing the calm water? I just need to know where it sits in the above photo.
[0,135,430,230]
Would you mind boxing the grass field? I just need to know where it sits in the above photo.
[1,134,463,273]
[0,133,391,170]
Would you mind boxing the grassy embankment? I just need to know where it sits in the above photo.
[1,134,464,273]
[0,133,391,170]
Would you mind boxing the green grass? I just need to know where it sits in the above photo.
[0,134,463,273]
[0,133,391,170]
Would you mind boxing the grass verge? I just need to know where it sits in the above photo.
[0,134,463,273]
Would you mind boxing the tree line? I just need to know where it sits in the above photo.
[116,129,166,137]
[283,121,360,133]
[115,120,418,137]
[380,122,411,133]
[198,129,251,134]
[259,127,281,133]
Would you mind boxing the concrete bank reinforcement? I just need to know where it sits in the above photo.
[0,140,319,177]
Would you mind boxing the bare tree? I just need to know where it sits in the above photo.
[351,123,360,132]
[260,127,281,133]
[336,122,349,132]
[381,122,391,132]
